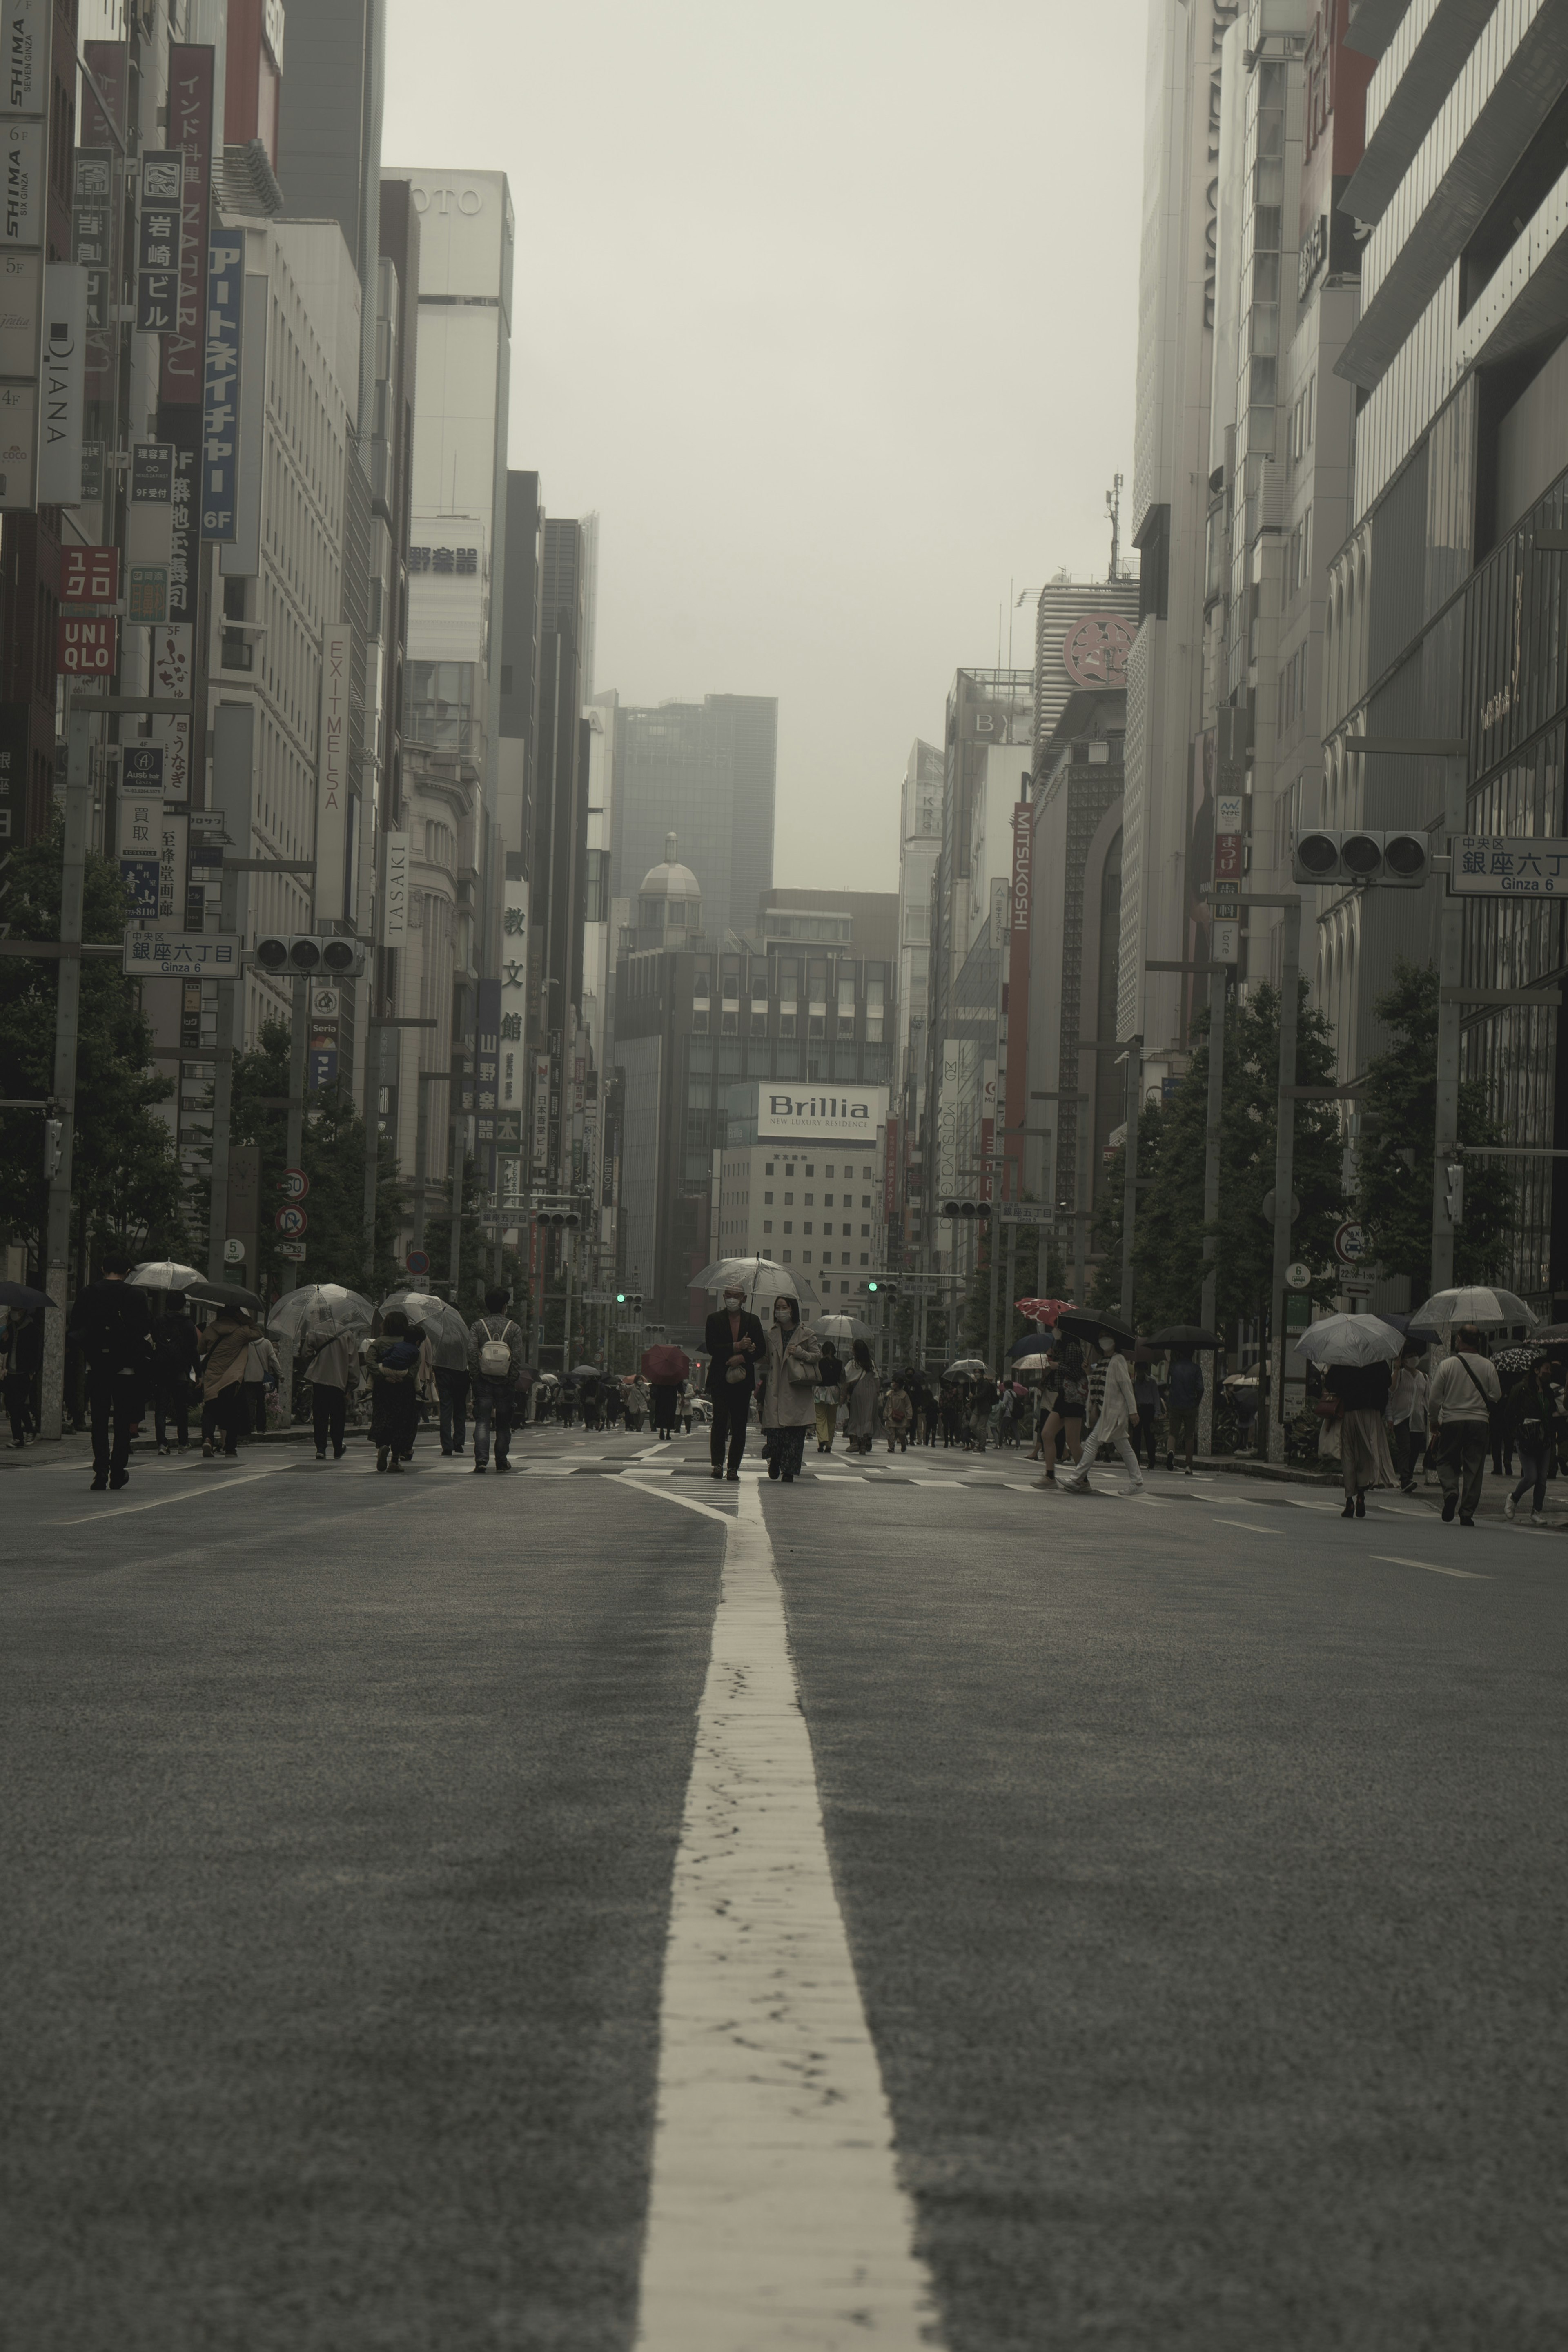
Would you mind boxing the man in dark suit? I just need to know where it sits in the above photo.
[67,1251,154,1491]
[704,1281,767,1481]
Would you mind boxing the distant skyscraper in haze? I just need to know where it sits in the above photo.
[274,0,386,428]
[610,695,778,949]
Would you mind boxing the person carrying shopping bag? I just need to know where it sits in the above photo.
[760,1296,822,1483]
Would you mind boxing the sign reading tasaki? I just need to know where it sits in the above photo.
[755,1083,889,1142]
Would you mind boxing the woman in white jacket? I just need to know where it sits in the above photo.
[1061,1335,1143,1494]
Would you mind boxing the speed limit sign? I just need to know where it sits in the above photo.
[280,1167,309,1201]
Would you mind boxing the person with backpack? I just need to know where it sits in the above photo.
[468,1290,525,1473]
[885,1377,913,1452]
[369,1309,432,1472]
[1427,1325,1502,1526]
[151,1294,200,1453]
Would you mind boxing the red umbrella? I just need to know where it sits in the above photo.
[1016,1296,1073,1327]
[642,1343,690,1383]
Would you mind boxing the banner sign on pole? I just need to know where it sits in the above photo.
[135,149,183,332]
[158,45,214,407]
[199,233,242,540]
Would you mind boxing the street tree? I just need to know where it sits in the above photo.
[1353,960,1513,1296]
[1091,979,1344,1334]
[0,821,187,1276]
[230,1020,404,1301]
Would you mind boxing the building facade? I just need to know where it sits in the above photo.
[608,692,777,951]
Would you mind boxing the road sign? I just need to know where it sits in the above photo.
[1451,836,1568,897]
[277,1241,306,1263]
[993,1203,1054,1224]
[123,928,241,977]
[275,1204,307,1238]
[580,1291,619,1305]
[1285,1261,1312,1291]
[406,1247,430,1276]
[1333,1220,1369,1266]
[223,1238,246,1265]
[279,1167,309,1201]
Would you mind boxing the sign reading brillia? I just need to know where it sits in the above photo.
[755,1083,889,1142]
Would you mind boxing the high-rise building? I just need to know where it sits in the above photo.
[379,163,513,1218]
[609,694,777,950]
[273,0,385,433]
[1315,0,1568,1309]
[1120,0,1238,1049]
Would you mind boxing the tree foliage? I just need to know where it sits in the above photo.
[230,1020,405,1302]
[0,819,188,1271]
[958,1213,1070,1362]
[1090,979,1345,1332]
[1353,959,1513,1296]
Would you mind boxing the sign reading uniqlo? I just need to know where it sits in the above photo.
[61,545,118,605]
[57,615,116,674]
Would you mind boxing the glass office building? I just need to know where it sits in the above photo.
[609,695,778,950]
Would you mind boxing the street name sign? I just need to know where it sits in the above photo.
[1452,837,1568,897]
[123,927,240,976]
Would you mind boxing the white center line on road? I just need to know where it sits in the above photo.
[55,1471,274,1526]
[626,1474,939,2350]
[1284,1496,1344,1512]
[1214,1518,1281,1536]
[1375,1553,1490,1580]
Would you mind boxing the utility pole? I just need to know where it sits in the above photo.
[39,709,92,1441]
[281,974,308,1295]
[1199,964,1228,1459]
[1118,1035,1143,1323]
[206,866,241,1283]
[1267,897,1302,1462]
[1430,751,1469,1293]
[447,1049,467,1302]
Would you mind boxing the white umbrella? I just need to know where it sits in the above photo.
[1013,1350,1053,1371]
[379,1287,470,1371]
[812,1312,873,1343]
[128,1259,202,1291]
[1294,1313,1403,1368]
[1408,1285,1537,1336]
[691,1254,821,1312]
[268,1283,374,1346]
[944,1356,989,1378]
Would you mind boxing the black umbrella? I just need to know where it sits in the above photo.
[1056,1307,1136,1343]
[1008,1327,1054,1360]
[1144,1324,1221,1350]
[184,1278,264,1314]
[1375,1310,1441,1353]
[0,1281,52,1312]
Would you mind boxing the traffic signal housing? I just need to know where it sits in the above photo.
[940,1198,993,1220]
[1291,829,1430,888]
[254,933,368,977]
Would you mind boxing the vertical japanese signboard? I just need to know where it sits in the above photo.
[1213,790,1243,962]
[316,624,352,922]
[135,150,183,331]
[81,40,128,414]
[158,45,213,408]
[531,1052,551,1178]
[1003,800,1033,1194]
[0,0,47,510]
[149,623,192,804]
[117,760,161,915]
[199,233,242,540]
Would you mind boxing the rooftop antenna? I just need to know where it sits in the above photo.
[1105,473,1125,582]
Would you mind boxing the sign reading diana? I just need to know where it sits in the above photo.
[755,1083,889,1143]
[1452,837,1568,896]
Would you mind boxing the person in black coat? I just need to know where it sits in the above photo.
[151,1294,200,1453]
[67,1252,154,1490]
[704,1281,768,1481]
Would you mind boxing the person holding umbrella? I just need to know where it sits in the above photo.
[1428,1325,1502,1525]
[643,1341,690,1439]
[704,1279,767,1481]
[1060,1327,1143,1495]
[151,1295,200,1454]
[198,1305,254,1459]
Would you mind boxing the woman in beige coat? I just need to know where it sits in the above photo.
[198,1309,253,1458]
[760,1296,822,1483]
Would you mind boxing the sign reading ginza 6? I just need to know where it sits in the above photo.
[1452,837,1568,896]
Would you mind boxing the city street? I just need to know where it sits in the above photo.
[5,1428,1568,2350]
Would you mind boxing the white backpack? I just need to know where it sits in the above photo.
[476,1318,513,1380]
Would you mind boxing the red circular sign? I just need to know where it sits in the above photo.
[1062,613,1136,689]
[276,1205,308,1238]
[279,1167,310,1200]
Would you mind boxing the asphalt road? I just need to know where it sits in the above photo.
[5,1425,1567,2349]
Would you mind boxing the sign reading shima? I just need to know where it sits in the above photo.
[754,1083,889,1143]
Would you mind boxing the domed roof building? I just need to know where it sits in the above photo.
[635,833,703,946]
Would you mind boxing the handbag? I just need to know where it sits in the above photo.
[1312,1394,1341,1419]
[725,1360,750,1384]
[785,1343,817,1388]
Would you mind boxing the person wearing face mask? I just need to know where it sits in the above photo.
[703,1281,768,1480]
[1060,1332,1143,1494]
[760,1293,823,1482]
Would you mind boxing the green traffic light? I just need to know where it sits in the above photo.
[616,1292,626,1303]
[866,1280,878,1292]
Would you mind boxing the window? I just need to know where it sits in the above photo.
[751,1010,768,1036]
[860,1223,870,1237]
[808,1013,825,1040]
[804,1193,814,1205]
[861,1195,871,1209]
[763,1219,773,1233]
[803,1250,812,1263]
[860,1252,869,1266]
[840,1252,850,1265]
[692,1008,708,1033]
[824,1193,833,1206]
[765,1162,774,1174]
[721,1009,737,1034]
[783,1250,792,1263]
[784,1191,793,1205]
[779,1013,796,1038]
[803,1222,813,1234]
[764,1190,773,1203]
[783,1221,793,1234]
[825,1165,835,1177]
[805,1166,814,1178]
[785,1163,795,1175]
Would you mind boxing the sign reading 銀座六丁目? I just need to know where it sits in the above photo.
[1452,837,1568,896]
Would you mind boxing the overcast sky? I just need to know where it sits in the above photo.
[383,0,1148,894]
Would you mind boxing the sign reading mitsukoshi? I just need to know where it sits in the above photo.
[755,1083,889,1142]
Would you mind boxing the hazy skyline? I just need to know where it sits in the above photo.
[383,0,1148,893]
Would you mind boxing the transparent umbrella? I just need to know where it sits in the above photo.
[690,1255,821,1312]
[379,1287,470,1370]
[1408,1285,1537,1336]
[127,1258,203,1291]
[812,1312,873,1343]
[268,1283,374,1348]
[1294,1314,1403,1368]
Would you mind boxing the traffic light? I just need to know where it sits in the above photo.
[254,933,369,976]
[1291,830,1430,889]
[42,1118,63,1179]
[1446,1162,1465,1223]
[616,1290,627,1304]
[866,1278,879,1294]
[941,1199,992,1220]
[884,1281,900,1302]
